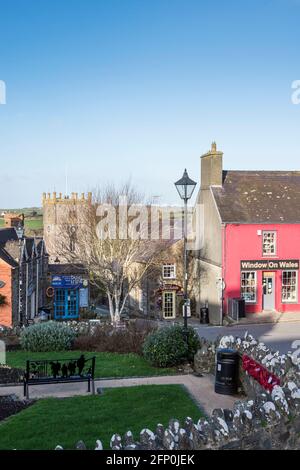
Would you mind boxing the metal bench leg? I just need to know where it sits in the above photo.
[91,379,95,395]
[88,378,91,393]
[26,384,29,400]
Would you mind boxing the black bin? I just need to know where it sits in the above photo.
[215,348,239,395]
[200,307,209,324]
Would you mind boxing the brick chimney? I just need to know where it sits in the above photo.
[200,142,223,189]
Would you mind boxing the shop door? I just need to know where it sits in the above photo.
[54,289,79,319]
[263,273,275,310]
[162,291,176,319]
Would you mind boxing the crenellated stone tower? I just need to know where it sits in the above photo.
[42,192,92,263]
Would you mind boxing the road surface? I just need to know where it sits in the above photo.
[194,321,300,354]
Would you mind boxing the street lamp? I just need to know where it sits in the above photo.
[174,169,197,330]
[15,222,24,240]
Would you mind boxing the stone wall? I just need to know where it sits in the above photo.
[55,333,300,450]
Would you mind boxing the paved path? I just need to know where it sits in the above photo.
[0,374,237,415]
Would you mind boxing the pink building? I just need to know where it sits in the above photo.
[197,143,300,324]
[222,224,300,315]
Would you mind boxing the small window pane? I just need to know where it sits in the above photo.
[241,271,257,303]
[263,231,276,256]
[163,265,176,279]
[282,271,298,303]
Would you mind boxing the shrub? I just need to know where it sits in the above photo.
[142,325,200,367]
[73,319,157,355]
[20,321,76,352]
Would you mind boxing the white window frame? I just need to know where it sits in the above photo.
[262,231,277,256]
[162,264,176,280]
[282,270,298,304]
[241,271,257,304]
[162,291,176,319]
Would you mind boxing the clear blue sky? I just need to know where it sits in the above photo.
[0,0,300,207]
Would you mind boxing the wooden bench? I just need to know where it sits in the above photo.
[23,354,96,399]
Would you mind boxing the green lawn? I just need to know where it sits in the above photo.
[0,385,202,450]
[0,217,43,230]
[6,351,175,379]
[24,218,43,230]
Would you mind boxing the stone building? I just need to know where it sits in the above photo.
[127,240,183,319]
[42,192,92,320]
[128,239,199,320]
[42,192,92,263]
[0,227,48,326]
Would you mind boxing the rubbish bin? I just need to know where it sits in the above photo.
[200,307,209,324]
[215,348,239,395]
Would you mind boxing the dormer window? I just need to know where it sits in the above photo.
[162,264,176,279]
[262,231,277,256]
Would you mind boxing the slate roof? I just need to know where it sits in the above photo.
[0,246,18,268]
[0,228,47,266]
[0,228,18,245]
[36,239,47,256]
[24,238,35,258]
[211,171,300,223]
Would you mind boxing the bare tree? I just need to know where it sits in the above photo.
[56,183,171,324]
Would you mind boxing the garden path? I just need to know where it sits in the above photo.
[0,373,237,415]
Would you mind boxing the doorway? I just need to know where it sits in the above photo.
[263,272,275,310]
[162,291,176,319]
[54,288,79,319]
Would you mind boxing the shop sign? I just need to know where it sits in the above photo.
[241,259,300,271]
[51,275,84,289]
[156,283,182,293]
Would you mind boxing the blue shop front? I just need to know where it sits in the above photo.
[51,274,89,320]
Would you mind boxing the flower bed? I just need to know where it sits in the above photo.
[0,395,34,422]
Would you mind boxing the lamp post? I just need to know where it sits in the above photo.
[174,169,197,331]
[16,221,25,324]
